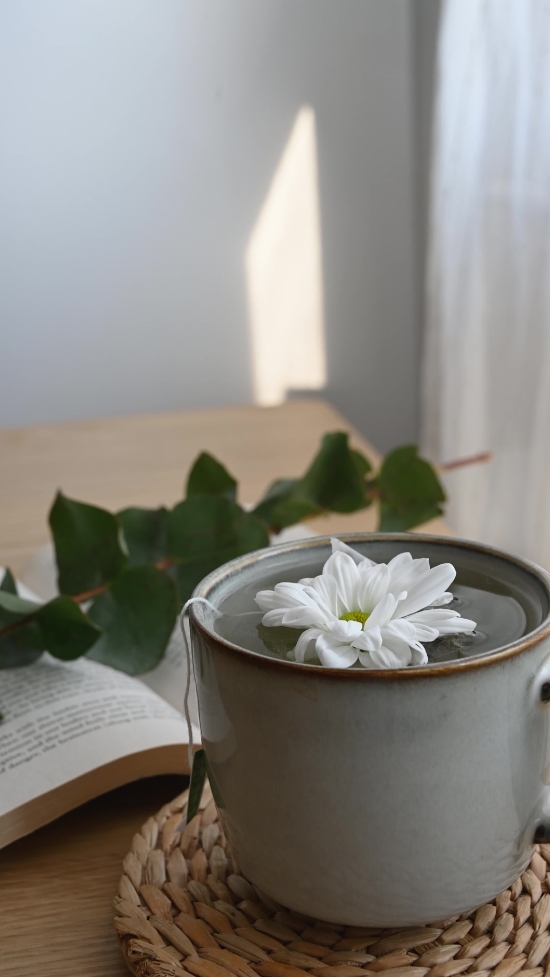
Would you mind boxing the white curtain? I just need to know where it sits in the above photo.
[423,0,550,569]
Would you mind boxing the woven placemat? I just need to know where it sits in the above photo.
[114,784,550,977]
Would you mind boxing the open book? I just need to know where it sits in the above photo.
[0,524,313,849]
[0,653,196,849]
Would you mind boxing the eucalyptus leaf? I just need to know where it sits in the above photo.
[351,449,373,477]
[378,445,445,531]
[186,452,237,501]
[49,492,127,596]
[256,623,300,659]
[0,591,41,617]
[252,434,372,532]
[264,498,322,533]
[0,591,43,649]
[0,568,17,595]
[0,591,101,667]
[0,591,46,668]
[167,496,269,601]
[253,479,321,532]
[298,432,370,512]
[35,597,101,661]
[87,566,178,674]
[0,626,44,668]
[186,748,207,823]
[118,507,168,566]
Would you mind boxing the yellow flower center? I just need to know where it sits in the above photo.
[340,610,369,625]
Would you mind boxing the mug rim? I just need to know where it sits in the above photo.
[190,532,550,679]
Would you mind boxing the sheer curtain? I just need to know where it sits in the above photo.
[423,0,550,568]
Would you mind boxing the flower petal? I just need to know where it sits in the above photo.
[405,622,440,643]
[371,634,412,668]
[255,589,295,611]
[406,608,476,634]
[387,552,413,570]
[322,552,360,612]
[357,650,377,667]
[387,554,430,596]
[351,625,382,652]
[367,593,400,628]
[356,563,391,614]
[256,581,315,612]
[306,574,341,617]
[331,537,375,566]
[274,581,316,603]
[411,642,428,665]
[382,619,417,642]
[382,620,433,656]
[429,592,454,607]
[294,628,322,662]
[329,618,363,639]
[393,563,457,618]
[281,606,331,628]
[261,609,289,627]
[315,633,358,668]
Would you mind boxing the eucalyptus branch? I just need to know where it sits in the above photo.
[0,432,492,675]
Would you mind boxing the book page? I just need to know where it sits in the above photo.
[0,654,198,816]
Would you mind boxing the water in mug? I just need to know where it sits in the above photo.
[214,559,543,664]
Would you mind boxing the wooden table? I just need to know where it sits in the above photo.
[0,399,448,976]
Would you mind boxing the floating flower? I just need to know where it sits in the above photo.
[255,538,476,669]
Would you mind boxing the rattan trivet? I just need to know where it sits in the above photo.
[114,783,550,977]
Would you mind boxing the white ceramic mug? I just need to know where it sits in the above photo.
[190,534,550,926]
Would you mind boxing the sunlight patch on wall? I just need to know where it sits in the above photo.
[245,106,327,406]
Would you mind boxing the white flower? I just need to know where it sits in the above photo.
[255,538,477,669]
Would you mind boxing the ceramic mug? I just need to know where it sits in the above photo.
[189,534,550,927]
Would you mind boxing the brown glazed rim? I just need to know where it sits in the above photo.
[189,533,550,680]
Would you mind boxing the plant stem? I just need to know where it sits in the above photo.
[0,556,178,642]
[438,451,493,472]
[70,582,108,603]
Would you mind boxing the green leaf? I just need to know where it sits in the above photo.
[253,479,321,533]
[266,498,322,533]
[252,434,372,532]
[0,568,17,594]
[35,597,102,661]
[378,445,446,531]
[167,496,269,602]
[0,591,101,667]
[0,588,41,636]
[118,507,168,566]
[257,623,301,659]
[0,592,45,668]
[296,432,370,513]
[186,453,237,501]
[49,492,127,596]
[254,478,299,509]
[351,449,372,477]
[87,566,178,674]
[0,627,44,668]
[0,591,41,618]
[186,748,207,823]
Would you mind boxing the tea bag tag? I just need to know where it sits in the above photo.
[179,597,220,778]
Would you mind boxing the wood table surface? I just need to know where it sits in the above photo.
[0,399,449,976]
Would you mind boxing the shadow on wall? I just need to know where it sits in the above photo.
[245,107,327,407]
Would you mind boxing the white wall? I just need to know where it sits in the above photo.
[0,0,423,450]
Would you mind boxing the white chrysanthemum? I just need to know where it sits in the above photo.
[255,538,477,669]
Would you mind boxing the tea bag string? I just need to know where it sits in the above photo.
[179,597,220,773]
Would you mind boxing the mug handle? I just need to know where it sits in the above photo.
[533,675,550,843]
